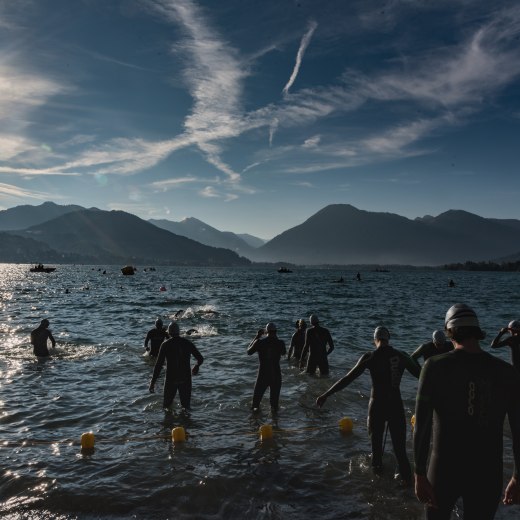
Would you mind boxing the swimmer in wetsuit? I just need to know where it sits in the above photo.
[490,319,520,372]
[288,319,306,363]
[411,330,453,367]
[149,322,203,410]
[414,303,520,519]
[144,318,168,357]
[300,314,334,375]
[30,319,56,357]
[317,326,420,481]
[248,322,286,412]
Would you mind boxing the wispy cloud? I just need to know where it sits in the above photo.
[0,181,55,200]
[282,20,318,96]
[151,176,199,190]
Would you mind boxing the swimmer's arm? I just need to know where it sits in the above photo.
[316,354,369,407]
[144,332,151,350]
[149,345,166,391]
[299,330,311,368]
[491,328,509,349]
[280,340,286,357]
[191,347,203,376]
[326,331,334,355]
[410,344,425,362]
[402,352,421,378]
[507,373,520,483]
[48,331,56,348]
[414,361,434,478]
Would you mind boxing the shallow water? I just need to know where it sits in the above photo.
[1,264,519,519]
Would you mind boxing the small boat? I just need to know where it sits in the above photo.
[121,265,136,275]
[278,267,292,273]
[30,264,56,273]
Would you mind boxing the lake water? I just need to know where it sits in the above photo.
[1,264,519,519]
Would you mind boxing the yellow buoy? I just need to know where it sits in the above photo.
[171,426,186,443]
[339,417,354,434]
[81,432,95,450]
[259,424,273,441]
[410,414,416,432]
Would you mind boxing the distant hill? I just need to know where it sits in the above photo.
[0,201,86,230]
[149,217,256,257]
[252,204,520,266]
[237,233,266,248]
[15,209,250,266]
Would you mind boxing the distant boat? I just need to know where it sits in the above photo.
[30,264,56,273]
[278,267,292,273]
[121,265,136,275]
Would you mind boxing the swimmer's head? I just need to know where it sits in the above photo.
[445,303,485,341]
[265,322,277,332]
[374,326,390,341]
[168,322,180,336]
[155,318,163,328]
[40,319,50,328]
[432,330,446,346]
[309,314,319,326]
[508,320,520,331]
[298,319,307,329]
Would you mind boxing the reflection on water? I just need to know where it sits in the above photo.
[0,264,519,518]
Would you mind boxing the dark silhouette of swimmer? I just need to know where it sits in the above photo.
[248,322,286,412]
[149,322,203,410]
[186,329,199,336]
[414,304,520,516]
[448,279,455,287]
[317,326,420,482]
[491,319,520,372]
[288,319,307,363]
[356,272,361,281]
[411,330,453,367]
[144,318,168,357]
[300,314,334,375]
[30,319,56,357]
[174,310,184,318]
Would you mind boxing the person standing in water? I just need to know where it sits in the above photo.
[288,319,306,364]
[248,322,286,412]
[300,314,334,375]
[317,326,420,482]
[414,303,520,518]
[30,319,56,357]
[149,322,203,410]
[411,330,453,366]
[490,319,520,371]
[144,318,168,357]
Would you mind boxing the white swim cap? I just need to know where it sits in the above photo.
[432,330,446,344]
[508,320,520,330]
[309,314,319,325]
[374,326,390,340]
[168,322,180,336]
[266,322,277,332]
[445,303,480,329]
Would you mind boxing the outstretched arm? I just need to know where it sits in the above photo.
[410,344,425,363]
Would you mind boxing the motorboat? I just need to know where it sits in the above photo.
[30,264,56,273]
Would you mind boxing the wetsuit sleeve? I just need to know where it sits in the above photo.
[414,359,435,476]
[401,351,421,378]
[326,330,334,355]
[150,344,167,386]
[279,340,286,357]
[410,344,425,362]
[300,330,311,364]
[507,370,520,478]
[49,332,56,347]
[288,333,296,359]
[491,330,509,349]
[191,345,204,366]
[323,353,371,398]
[144,331,151,349]
[247,339,260,355]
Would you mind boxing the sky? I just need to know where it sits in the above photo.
[1,0,520,239]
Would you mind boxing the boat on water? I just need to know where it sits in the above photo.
[30,264,56,273]
[278,267,292,273]
[121,265,136,275]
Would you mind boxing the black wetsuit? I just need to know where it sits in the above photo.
[248,335,286,411]
[491,336,520,372]
[288,329,306,362]
[151,336,203,409]
[414,350,520,520]
[30,327,55,357]
[301,325,334,375]
[325,344,420,479]
[411,341,453,365]
[145,326,168,357]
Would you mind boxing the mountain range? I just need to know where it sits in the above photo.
[1,201,519,266]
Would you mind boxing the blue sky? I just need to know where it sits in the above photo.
[1,0,519,239]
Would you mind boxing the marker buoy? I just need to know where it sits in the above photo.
[81,432,95,450]
[410,414,416,432]
[171,426,186,443]
[339,417,354,434]
[259,424,273,441]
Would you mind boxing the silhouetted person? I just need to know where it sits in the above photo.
[300,314,334,375]
[248,322,286,412]
[149,322,203,410]
[30,319,56,357]
[317,326,420,482]
[356,272,361,281]
[411,330,453,367]
[448,279,455,288]
[144,318,168,357]
[491,319,520,372]
[288,319,306,363]
[414,303,520,518]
